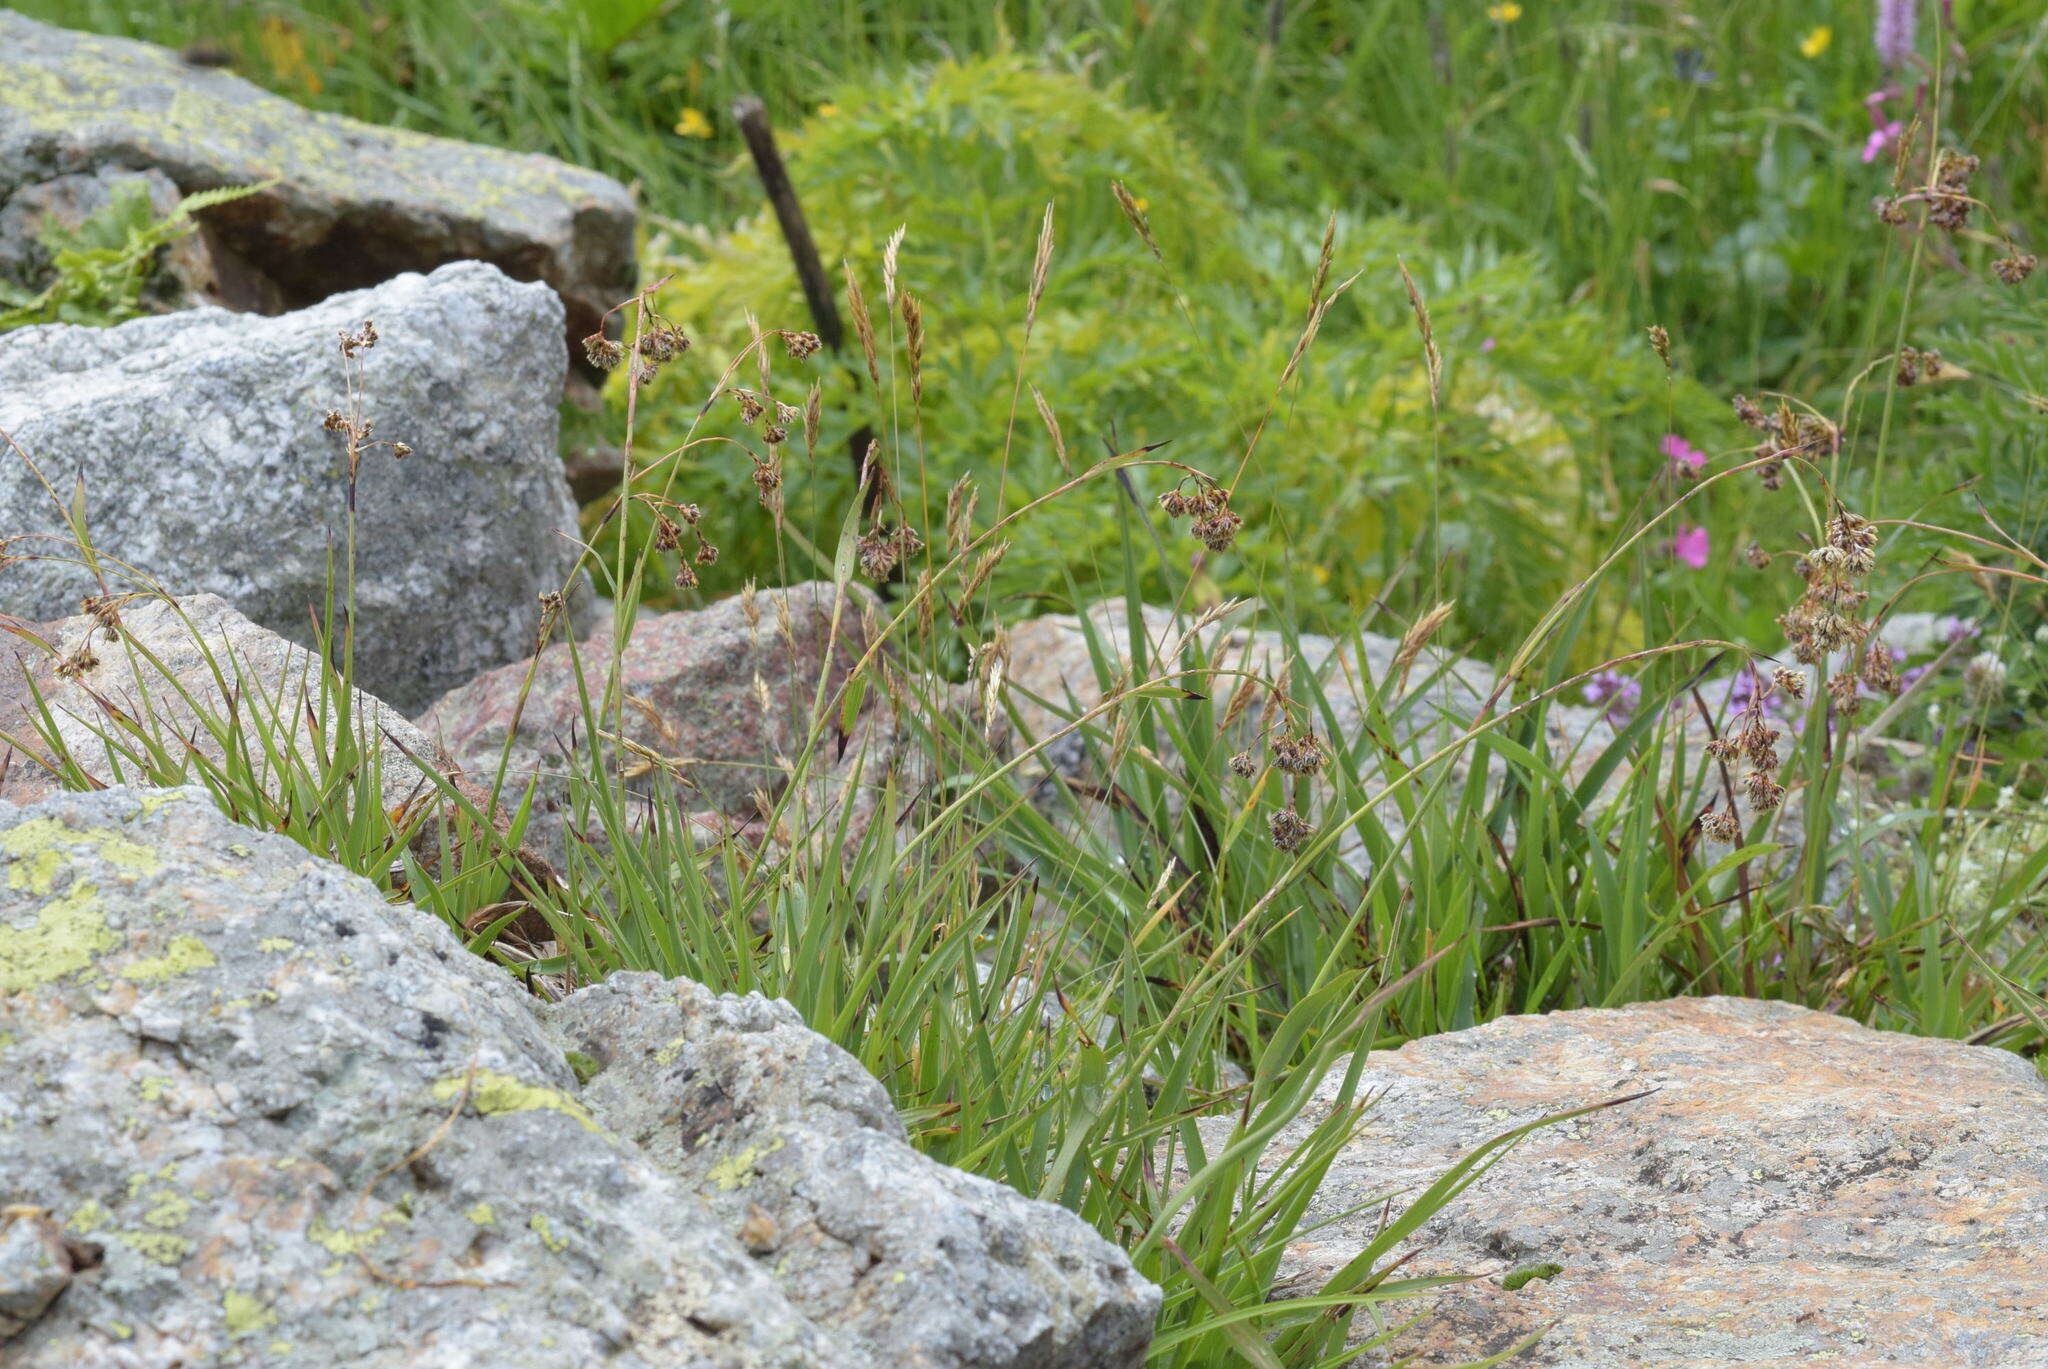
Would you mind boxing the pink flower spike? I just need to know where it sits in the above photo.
[1479,336,1497,352]
[1660,433,1706,474]
[1671,524,1711,569]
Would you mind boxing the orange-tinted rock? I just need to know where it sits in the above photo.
[1233,997,2048,1367]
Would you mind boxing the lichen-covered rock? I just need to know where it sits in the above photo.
[0,593,437,813]
[415,583,891,860]
[0,786,839,1367]
[0,786,1158,1366]
[0,12,635,367]
[0,1211,77,1341]
[0,262,581,711]
[548,973,1160,1369]
[1224,997,2048,1367]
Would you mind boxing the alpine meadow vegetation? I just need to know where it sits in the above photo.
[6,3,2047,1366]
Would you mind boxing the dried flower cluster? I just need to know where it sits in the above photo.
[639,495,719,591]
[1894,346,1941,387]
[1268,806,1314,853]
[856,522,925,581]
[325,320,411,477]
[1779,510,1878,664]
[1157,481,1244,553]
[1699,665,1810,841]
[81,593,125,639]
[580,302,693,383]
[1646,323,1672,368]
[1271,728,1326,777]
[1992,251,2037,286]
[53,642,99,679]
[1731,392,1838,489]
[1925,150,1979,232]
[337,320,378,358]
[1872,137,2035,286]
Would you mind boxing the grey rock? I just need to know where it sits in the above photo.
[1213,997,2048,1367]
[549,974,1159,1369]
[0,166,222,309]
[0,593,438,814]
[0,785,838,1367]
[0,786,1157,1366]
[1002,599,1624,874]
[0,12,635,368]
[0,1212,75,1341]
[0,262,582,711]
[415,583,894,861]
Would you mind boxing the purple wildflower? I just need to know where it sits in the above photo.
[1660,433,1706,476]
[1862,121,1904,163]
[1939,615,1979,644]
[1582,670,1643,725]
[1670,525,1711,570]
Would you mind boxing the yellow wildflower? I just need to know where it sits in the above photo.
[1799,26,1832,58]
[674,107,713,139]
[1487,2,1523,22]
[816,102,840,119]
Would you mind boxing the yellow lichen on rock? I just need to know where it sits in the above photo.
[431,1068,599,1133]
[120,934,217,982]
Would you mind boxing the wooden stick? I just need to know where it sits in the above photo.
[732,95,842,351]
[731,95,885,546]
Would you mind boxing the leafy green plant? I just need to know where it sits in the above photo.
[0,180,269,332]
[622,57,1723,660]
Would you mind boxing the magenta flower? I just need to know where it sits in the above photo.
[1660,433,1706,476]
[1670,525,1711,569]
[1862,121,1903,163]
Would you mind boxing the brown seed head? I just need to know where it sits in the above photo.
[1268,806,1314,853]
[1647,324,1672,368]
[1272,729,1326,776]
[1993,253,2037,286]
[1700,809,1742,843]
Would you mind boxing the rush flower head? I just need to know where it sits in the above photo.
[1993,252,2037,286]
[1269,807,1315,853]
[1272,729,1327,776]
